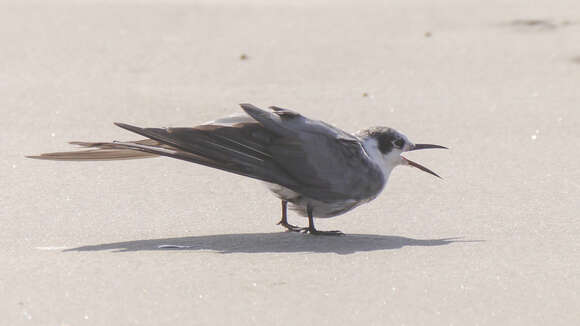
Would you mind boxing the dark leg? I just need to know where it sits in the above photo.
[304,206,344,236]
[277,200,302,232]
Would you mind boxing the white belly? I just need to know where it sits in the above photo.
[264,183,369,218]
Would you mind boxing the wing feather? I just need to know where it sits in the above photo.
[29,104,384,202]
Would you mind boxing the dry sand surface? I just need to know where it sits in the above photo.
[2,0,579,325]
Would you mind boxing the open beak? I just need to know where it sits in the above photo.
[401,143,447,179]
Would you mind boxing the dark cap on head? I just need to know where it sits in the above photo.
[356,127,407,154]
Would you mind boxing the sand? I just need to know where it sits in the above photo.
[2,0,579,325]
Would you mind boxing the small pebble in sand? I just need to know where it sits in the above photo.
[424,32,432,37]
[240,53,248,60]
[510,19,557,31]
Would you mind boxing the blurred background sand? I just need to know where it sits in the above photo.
[1,0,579,325]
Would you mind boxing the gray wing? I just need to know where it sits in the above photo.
[241,104,384,201]
[112,104,383,201]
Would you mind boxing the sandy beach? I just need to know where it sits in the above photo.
[2,0,579,325]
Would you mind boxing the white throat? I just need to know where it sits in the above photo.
[361,138,401,182]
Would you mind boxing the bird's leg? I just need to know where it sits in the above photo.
[276,200,302,232]
[303,206,344,236]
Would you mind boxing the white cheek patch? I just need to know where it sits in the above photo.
[383,150,403,167]
[362,138,400,178]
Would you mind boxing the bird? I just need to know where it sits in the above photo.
[28,103,447,235]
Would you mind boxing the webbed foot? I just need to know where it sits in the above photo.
[302,227,344,236]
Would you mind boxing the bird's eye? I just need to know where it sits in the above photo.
[394,139,405,148]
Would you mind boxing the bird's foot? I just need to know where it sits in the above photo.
[277,218,344,236]
[277,220,303,232]
[302,228,344,236]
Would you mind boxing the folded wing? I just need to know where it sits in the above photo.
[29,104,384,202]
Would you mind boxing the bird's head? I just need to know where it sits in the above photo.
[356,127,447,178]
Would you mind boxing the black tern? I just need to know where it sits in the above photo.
[29,104,447,235]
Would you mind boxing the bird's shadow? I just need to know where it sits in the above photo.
[64,232,480,255]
